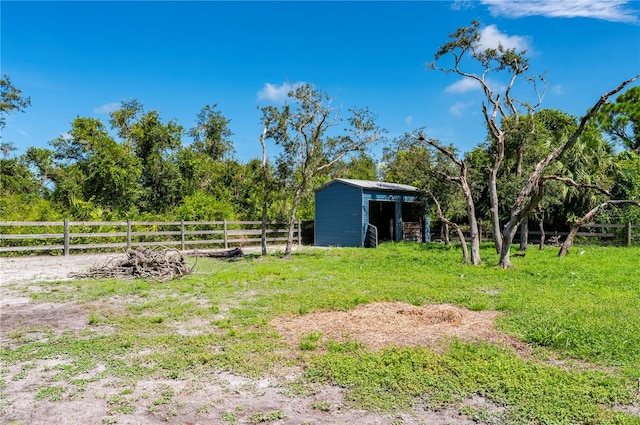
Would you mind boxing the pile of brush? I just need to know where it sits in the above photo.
[70,246,193,282]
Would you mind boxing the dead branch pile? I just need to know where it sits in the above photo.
[69,246,193,282]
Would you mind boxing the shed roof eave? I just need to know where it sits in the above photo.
[314,178,420,193]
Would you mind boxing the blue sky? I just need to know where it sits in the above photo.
[2,1,639,163]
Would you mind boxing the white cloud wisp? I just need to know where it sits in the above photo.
[481,0,639,23]
[257,82,304,103]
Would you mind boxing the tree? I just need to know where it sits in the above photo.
[558,200,640,257]
[49,117,142,211]
[413,134,482,264]
[382,132,466,244]
[265,84,384,259]
[429,20,639,268]
[110,100,184,212]
[188,104,235,161]
[330,153,378,181]
[597,86,640,152]
[429,20,547,258]
[0,74,31,135]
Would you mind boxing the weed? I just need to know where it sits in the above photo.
[248,410,286,423]
[311,401,331,411]
[34,385,66,401]
[222,411,237,424]
[197,404,210,414]
[299,331,322,351]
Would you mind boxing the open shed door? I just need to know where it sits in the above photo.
[401,202,424,242]
[369,200,395,242]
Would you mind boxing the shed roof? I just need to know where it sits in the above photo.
[315,178,420,193]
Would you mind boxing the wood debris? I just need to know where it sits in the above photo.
[69,246,193,282]
[187,247,244,260]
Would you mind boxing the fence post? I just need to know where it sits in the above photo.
[297,220,302,246]
[224,219,228,249]
[180,220,185,251]
[63,218,70,256]
[126,219,131,250]
[626,222,632,247]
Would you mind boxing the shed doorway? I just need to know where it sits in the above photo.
[369,201,395,242]
[401,202,424,242]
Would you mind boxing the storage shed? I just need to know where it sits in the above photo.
[314,178,430,247]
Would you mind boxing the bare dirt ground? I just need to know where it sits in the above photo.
[1,253,516,424]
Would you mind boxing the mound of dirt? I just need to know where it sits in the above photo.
[272,302,524,352]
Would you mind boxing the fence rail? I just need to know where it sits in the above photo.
[0,219,302,255]
[431,222,640,247]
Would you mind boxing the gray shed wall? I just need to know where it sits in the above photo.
[314,182,363,246]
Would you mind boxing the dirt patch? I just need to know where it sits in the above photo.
[272,301,528,354]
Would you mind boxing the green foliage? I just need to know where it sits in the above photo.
[0,157,43,196]
[174,190,237,221]
[597,86,640,152]
[188,103,235,161]
[0,74,31,132]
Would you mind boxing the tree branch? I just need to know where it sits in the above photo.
[542,175,612,197]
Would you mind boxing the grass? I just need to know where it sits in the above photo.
[2,243,640,424]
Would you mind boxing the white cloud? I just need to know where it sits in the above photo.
[445,77,481,93]
[17,129,31,137]
[551,84,565,95]
[445,77,507,94]
[93,102,120,114]
[481,0,639,23]
[257,82,304,103]
[450,101,473,116]
[479,24,529,52]
[405,115,413,125]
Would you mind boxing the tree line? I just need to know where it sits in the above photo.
[1,21,639,264]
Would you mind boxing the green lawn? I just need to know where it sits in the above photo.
[2,243,639,424]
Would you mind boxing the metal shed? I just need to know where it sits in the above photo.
[314,178,430,247]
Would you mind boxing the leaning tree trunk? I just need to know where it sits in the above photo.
[558,200,640,257]
[428,192,469,264]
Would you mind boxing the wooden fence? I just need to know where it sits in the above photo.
[431,222,640,247]
[0,220,302,255]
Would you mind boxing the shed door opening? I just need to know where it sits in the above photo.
[402,202,424,242]
[369,201,395,242]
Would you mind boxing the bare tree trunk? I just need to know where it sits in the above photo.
[538,218,546,250]
[558,200,640,257]
[466,195,482,265]
[519,217,528,251]
[261,191,269,255]
[444,222,450,245]
[489,144,504,253]
[259,120,269,256]
[284,187,304,260]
